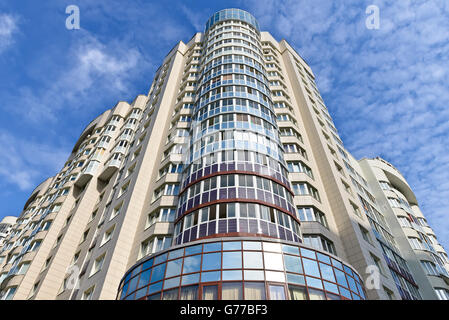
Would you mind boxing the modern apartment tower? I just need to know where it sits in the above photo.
[0,9,448,301]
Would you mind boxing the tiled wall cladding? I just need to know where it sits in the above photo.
[117,238,366,300]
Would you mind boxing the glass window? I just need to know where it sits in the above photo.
[319,263,335,282]
[204,242,221,252]
[244,282,266,300]
[302,258,320,277]
[223,241,241,250]
[244,270,265,281]
[284,255,302,273]
[264,252,283,271]
[139,269,151,287]
[223,270,243,280]
[185,244,202,256]
[308,288,326,300]
[324,281,339,294]
[282,244,299,255]
[150,263,166,283]
[183,255,201,274]
[180,285,198,300]
[243,251,263,269]
[243,241,262,250]
[222,282,243,300]
[162,288,178,300]
[263,242,281,252]
[300,248,316,259]
[334,269,348,288]
[286,273,305,285]
[306,276,323,289]
[202,252,221,271]
[201,271,221,282]
[288,285,308,300]
[223,251,242,269]
[182,273,200,285]
[202,285,218,300]
[269,285,286,300]
[166,258,183,278]
[265,271,285,282]
[148,281,162,294]
[163,277,180,289]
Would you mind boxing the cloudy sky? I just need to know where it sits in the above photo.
[1,0,448,251]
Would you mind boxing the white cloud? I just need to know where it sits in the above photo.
[0,132,68,191]
[0,13,18,53]
[245,0,449,250]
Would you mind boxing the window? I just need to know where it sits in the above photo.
[17,262,30,275]
[370,253,384,274]
[383,287,395,300]
[292,183,320,201]
[101,226,115,246]
[110,203,123,220]
[1,287,17,300]
[90,254,106,276]
[303,235,336,255]
[435,288,449,300]
[359,225,372,244]
[297,207,328,228]
[421,260,439,276]
[82,286,95,300]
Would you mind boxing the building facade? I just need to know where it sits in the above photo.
[0,8,448,300]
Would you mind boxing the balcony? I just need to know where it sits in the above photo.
[113,145,128,155]
[75,161,99,187]
[98,158,121,181]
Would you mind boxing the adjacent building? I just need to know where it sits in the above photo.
[0,8,448,300]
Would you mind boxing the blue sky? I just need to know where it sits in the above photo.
[1,0,448,250]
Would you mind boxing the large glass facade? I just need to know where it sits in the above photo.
[117,238,366,300]
[174,8,298,246]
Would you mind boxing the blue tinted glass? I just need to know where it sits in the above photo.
[201,271,221,282]
[317,253,330,264]
[120,282,129,299]
[302,258,320,277]
[343,265,353,276]
[202,252,221,271]
[284,255,302,273]
[164,276,180,289]
[301,248,316,259]
[223,241,241,250]
[139,269,152,287]
[347,276,358,294]
[150,263,166,283]
[286,273,305,285]
[183,255,201,273]
[154,253,168,265]
[282,244,299,255]
[185,244,202,255]
[356,282,365,299]
[148,281,162,294]
[243,251,263,269]
[319,263,335,282]
[324,281,339,294]
[243,241,261,250]
[142,258,153,270]
[166,258,183,278]
[182,273,200,285]
[332,258,343,270]
[169,248,184,259]
[135,287,147,299]
[335,269,348,288]
[124,272,132,283]
[128,276,139,293]
[131,265,142,277]
[244,270,265,280]
[223,270,243,280]
[339,286,352,299]
[204,242,221,252]
[223,251,242,269]
[306,276,323,290]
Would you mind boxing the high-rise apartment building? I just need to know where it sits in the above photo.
[0,8,448,301]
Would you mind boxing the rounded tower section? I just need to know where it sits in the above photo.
[174,8,301,245]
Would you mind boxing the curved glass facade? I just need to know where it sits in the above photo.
[117,238,366,300]
[205,8,260,33]
[174,9,298,246]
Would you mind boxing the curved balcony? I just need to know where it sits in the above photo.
[117,236,365,301]
[98,158,121,181]
[75,161,100,187]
